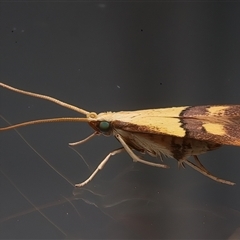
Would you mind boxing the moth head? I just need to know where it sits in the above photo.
[87,112,113,136]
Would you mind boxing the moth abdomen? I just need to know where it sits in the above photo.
[170,137,221,161]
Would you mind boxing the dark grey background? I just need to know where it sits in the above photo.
[1,2,240,239]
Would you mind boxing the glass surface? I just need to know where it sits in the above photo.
[1,2,240,239]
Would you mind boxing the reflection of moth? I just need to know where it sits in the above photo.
[1,83,240,186]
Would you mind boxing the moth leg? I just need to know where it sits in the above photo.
[75,148,125,187]
[184,160,235,186]
[178,156,208,171]
[193,155,209,172]
[158,153,164,162]
[178,160,186,169]
[116,134,169,169]
[69,132,99,146]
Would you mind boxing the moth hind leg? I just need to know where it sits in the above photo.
[193,155,209,172]
[177,159,186,169]
[183,155,235,186]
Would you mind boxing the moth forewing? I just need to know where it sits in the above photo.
[107,106,240,146]
[1,82,240,186]
[89,106,240,186]
[97,108,188,137]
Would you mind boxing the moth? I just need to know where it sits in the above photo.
[1,82,240,186]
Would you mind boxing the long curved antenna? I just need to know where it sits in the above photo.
[0,117,89,131]
[0,82,90,115]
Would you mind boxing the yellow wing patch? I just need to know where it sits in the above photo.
[207,106,229,116]
[97,107,188,137]
[202,123,225,136]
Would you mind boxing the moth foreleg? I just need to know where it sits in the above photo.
[115,134,169,169]
[69,132,99,146]
[75,148,125,187]
[184,159,235,186]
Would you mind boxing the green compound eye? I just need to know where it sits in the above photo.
[99,121,110,132]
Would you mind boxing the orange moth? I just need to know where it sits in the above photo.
[1,82,240,186]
